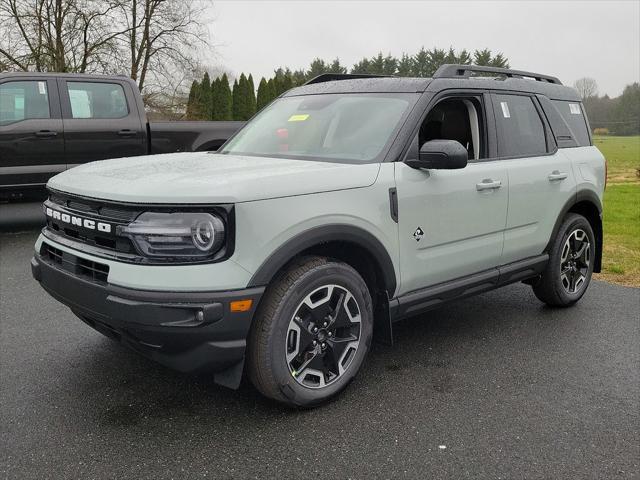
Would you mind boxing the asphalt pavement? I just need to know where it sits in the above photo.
[1,203,639,479]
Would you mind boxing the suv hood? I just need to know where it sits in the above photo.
[48,152,381,203]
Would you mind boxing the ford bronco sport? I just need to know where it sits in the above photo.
[32,65,605,407]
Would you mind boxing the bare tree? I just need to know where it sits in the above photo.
[0,0,211,108]
[574,77,599,100]
[0,0,122,72]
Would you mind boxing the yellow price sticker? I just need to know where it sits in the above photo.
[288,114,309,122]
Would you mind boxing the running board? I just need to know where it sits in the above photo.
[389,254,548,322]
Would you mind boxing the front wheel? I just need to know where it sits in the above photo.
[533,213,596,307]
[247,256,373,407]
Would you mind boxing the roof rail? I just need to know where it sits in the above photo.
[433,64,562,85]
[304,73,391,85]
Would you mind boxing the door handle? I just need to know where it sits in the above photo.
[34,130,57,138]
[548,170,568,181]
[117,129,137,137]
[476,179,502,191]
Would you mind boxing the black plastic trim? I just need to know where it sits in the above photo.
[388,187,398,223]
[31,252,264,388]
[247,224,398,297]
[389,254,548,321]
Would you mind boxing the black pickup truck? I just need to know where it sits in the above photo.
[0,72,244,200]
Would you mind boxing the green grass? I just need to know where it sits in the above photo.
[593,135,640,184]
[592,135,640,286]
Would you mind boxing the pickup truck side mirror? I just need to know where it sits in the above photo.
[405,139,468,170]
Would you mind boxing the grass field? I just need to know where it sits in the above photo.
[592,135,640,287]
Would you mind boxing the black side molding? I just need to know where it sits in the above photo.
[389,254,548,322]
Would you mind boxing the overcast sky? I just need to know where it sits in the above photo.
[207,0,639,97]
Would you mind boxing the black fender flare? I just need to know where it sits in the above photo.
[247,224,398,297]
[545,189,603,272]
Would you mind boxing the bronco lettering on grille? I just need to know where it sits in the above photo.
[45,207,112,233]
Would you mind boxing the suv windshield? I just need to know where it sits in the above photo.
[220,93,414,163]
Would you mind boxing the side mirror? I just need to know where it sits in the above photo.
[405,139,468,170]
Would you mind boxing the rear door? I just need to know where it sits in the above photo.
[59,78,145,167]
[492,92,577,264]
[0,77,64,190]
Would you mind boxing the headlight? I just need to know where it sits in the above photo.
[118,212,225,259]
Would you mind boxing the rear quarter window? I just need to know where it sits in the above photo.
[551,100,591,146]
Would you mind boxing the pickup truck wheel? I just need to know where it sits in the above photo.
[247,256,373,407]
[533,213,595,307]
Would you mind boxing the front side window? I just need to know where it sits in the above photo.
[66,82,128,119]
[418,97,485,160]
[494,94,547,157]
[0,80,50,126]
[220,93,414,163]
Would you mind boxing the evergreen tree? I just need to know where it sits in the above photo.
[396,53,413,77]
[216,73,233,120]
[247,74,256,118]
[411,48,430,77]
[185,80,199,119]
[199,72,212,120]
[210,77,218,120]
[267,78,277,102]
[307,58,329,79]
[256,77,270,111]
[232,79,241,120]
[237,73,249,120]
[291,68,307,86]
[351,57,372,74]
[611,83,640,135]
[328,58,347,74]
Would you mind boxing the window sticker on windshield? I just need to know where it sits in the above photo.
[500,101,510,118]
[288,114,309,122]
[569,103,581,115]
[38,81,46,95]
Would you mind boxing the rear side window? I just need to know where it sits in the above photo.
[552,100,591,146]
[494,94,547,157]
[66,82,128,119]
[0,80,50,126]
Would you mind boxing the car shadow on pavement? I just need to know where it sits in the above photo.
[60,282,574,425]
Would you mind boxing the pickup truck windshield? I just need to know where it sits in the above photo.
[220,93,413,163]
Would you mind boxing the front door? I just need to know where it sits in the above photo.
[395,93,508,295]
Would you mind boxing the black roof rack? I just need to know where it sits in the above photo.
[304,73,391,85]
[433,64,562,85]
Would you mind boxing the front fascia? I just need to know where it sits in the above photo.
[34,234,253,292]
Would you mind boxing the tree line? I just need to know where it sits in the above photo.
[185,48,509,121]
[575,78,640,136]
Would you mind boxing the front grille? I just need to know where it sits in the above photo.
[41,242,110,283]
[44,194,139,255]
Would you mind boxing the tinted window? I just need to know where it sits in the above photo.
[494,94,547,157]
[0,80,50,125]
[66,82,128,119]
[552,100,591,146]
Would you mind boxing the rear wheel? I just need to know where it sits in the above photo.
[247,256,373,407]
[533,213,595,307]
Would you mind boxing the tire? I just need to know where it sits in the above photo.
[247,256,373,407]
[533,213,596,307]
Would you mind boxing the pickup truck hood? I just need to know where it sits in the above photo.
[47,152,380,203]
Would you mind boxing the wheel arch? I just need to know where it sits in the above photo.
[546,190,603,273]
[247,224,398,300]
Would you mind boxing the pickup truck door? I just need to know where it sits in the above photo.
[0,77,64,191]
[394,92,508,295]
[58,78,146,167]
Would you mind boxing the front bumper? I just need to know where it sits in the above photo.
[31,251,264,389]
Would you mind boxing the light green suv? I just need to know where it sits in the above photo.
[32,65,605,407]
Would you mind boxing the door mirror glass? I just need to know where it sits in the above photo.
[406,139,468,170]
